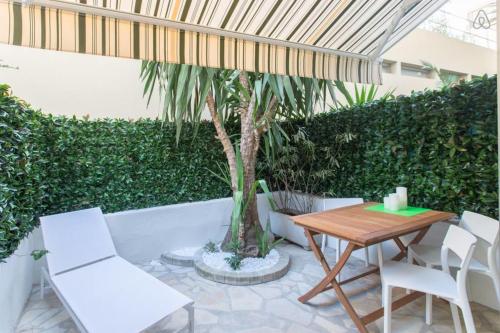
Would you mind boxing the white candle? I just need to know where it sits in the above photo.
[383,196,390,210]
[388,193,400,211]
[396,187,408,209]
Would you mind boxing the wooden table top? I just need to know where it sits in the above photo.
[291,202,456,247]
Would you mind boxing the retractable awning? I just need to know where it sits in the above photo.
[0,0,446,83]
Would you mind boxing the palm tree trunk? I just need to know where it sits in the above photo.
[220,74,264,257]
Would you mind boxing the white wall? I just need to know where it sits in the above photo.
[0,29,496,119]
[103,194,274,263]
[0,230,43,333]
[0,44,162,119]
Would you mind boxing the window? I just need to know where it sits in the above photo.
[381,60,396,74]
[440,69,467,83]
[401,63,432,79]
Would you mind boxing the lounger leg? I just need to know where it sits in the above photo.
[40,272,45,300]
[185,303,194,333]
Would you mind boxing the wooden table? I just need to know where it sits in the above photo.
[291,202,455,333]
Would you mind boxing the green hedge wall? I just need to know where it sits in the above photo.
[38,117,230,214]
[0,89,230,260]
[0,85,47,260]
[301,75,498,218]
[0,75,497,261]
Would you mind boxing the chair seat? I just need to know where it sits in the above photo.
[52,256,192,333]
[409,244,487,272]
[382,261,459,301]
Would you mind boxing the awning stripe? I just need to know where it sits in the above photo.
[0,1,381,82]
[0,0,447,83]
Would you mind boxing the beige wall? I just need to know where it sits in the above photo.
[0,28,497,119]
[380,29,497,96]
[0,44,161,119]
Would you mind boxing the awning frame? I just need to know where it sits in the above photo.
[370,0,421,61]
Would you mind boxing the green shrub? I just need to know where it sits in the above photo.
[38,118,230,214]
[224,253,243,270]
[0,85,46,261]
[0,75,497,261]
[298,75,498,218]
[0,88,231,261]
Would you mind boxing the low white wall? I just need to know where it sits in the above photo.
[105,194,273,263]
[0,230,43,333]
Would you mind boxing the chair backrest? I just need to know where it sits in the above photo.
[441,225,477,266]
[461,211,499,246]
[40,207,117,276]
[323,198,364,210]
[441,225,477,299]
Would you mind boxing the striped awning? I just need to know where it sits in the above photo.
[0,0,446,83]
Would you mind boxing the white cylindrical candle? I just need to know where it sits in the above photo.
[388,193,400,211]
[383,196,390,210]
[396,187,408,209]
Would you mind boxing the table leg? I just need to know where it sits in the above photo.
[298,238,356,303]
[391,226,430,261]
[299,231,369,332]
[332,279,370,333]
[299,226,433,332]
[304,229,330,273]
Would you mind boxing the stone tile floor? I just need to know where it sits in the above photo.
[16,243,500,333]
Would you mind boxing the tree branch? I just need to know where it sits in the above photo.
[256,96,278,135]
[206,91,237,192]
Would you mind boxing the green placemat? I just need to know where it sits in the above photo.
[364,204,431,217]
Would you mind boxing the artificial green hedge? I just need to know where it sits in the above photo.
[38,118,230,213]
[300,75,498,218]
[0,89,230,260]
[0,85,47,260]
[0,76,497,261]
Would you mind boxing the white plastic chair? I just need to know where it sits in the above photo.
[408,211,499,325]
[319,198,369,267]
[379,225,477,333]
[40,207,194,333]
[334,238,370,267]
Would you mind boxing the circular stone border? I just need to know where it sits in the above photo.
[194,249,290,285]
[161,252,194,267]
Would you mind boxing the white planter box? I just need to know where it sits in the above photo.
[268,196,364,250]
[269,211,321,249]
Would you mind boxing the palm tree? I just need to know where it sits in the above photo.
[332,80,394,109]
[421,61,459,88]
[141,63,334,257]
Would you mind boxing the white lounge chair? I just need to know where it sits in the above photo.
[39,207,194,333]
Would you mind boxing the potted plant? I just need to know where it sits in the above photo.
[267,129,339,249]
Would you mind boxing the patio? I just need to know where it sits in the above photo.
[16,243,500,333]
[0,0,498,332]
